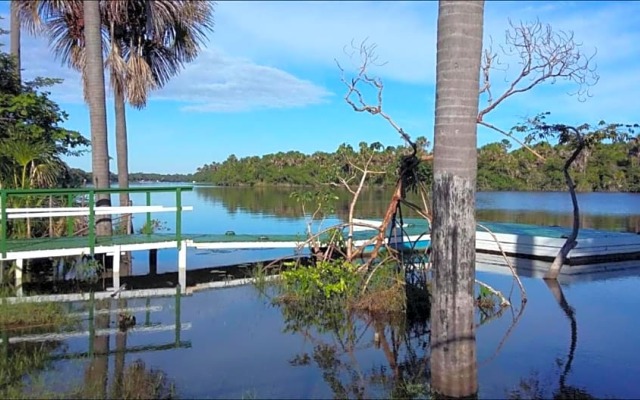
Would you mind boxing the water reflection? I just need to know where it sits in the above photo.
[4,267,639,399]
[275,296,431,399]
[508,280,596,400]
[194,186,640,233]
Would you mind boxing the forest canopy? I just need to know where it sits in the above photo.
[193,134,640,193]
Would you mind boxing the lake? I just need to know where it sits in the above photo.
[9,186,640,398]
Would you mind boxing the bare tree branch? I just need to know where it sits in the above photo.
[477,223,527,302]
[478,19,599,123]
[336,40,413,148]
[478,120,545,161]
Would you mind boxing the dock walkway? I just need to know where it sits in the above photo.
[3,186,640,298]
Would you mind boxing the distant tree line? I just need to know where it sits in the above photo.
[68,169,195,185]
[193,136,640,192]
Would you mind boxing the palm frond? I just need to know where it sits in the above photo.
[14,0,75,35]
[105,21,128,95]
[30,158,63,188]
[18,0,215,109]
[126,52,156,108]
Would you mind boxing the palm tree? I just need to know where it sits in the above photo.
[429,1,484,398]
[83,0,112,236]
[19,0,214,234]
[102,1,213,233]
[10,0,21,80]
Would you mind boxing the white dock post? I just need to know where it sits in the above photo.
[15,259,23,297]
[178,241,187,293]
[112,247,121,292]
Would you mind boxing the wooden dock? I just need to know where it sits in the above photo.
[3,186,640,298]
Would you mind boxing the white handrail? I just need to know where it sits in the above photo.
[2,205,193,219]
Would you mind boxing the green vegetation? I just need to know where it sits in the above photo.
[0,295,78,398]
[193,130,640,192]
[194,140,433,187]
[0,299,73,331]
[59,169,195,185]
[0,35,88,192]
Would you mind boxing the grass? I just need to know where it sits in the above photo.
[0,296,75,332]
[0,289,81,399]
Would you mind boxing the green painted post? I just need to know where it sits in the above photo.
[146,191,152,234]
[1,190,7,258]
[175,284,181,347]
[176,188,182,247]
[88,190,95,255]
[88,291,95,358]
[66,193,74,237]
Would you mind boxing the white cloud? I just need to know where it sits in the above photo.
[0,13,332,112]
[4,1,640,123]
[152,48,333,112]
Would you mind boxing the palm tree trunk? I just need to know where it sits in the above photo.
[115,84,130,223]
[84,299,110,397]
[83,0,112,237]
[430,1,484,398]
[115,84,133,274]
[10,0,21,81]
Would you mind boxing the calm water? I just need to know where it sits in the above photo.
[120,186,640,274]
[13,186,640,398]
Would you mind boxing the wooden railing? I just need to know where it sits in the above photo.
[0,186,193,257]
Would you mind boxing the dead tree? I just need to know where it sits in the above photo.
[333,141,386,261]
[474,19,603,278]
[477,19,599,161]
[335,40,433,266]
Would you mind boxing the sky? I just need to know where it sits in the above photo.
[0,1,639,174]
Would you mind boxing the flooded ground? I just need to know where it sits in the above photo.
[5,187,640,398]
[6,267,640,399]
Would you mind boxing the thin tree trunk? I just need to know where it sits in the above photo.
[83,0,112,236]
[430,1,484,398]
[113,299,128,398]
[114,84,133,274]
[115,81,130,224]
[545,129,584,279]
[84,299,110,397]
[10,0,21,81]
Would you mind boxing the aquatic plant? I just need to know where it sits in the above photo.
[138,218,168,235]
[281,260,359,300]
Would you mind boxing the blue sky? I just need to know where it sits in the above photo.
[1,1,639,174]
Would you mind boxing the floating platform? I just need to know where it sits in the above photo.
[4,218,640,267]
[4,210,640,298]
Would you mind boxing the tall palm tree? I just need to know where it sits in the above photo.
[19,0,214,233]
[10,0,21,80]
[102,1,213,232]
[429,1,484,398]
[83,0,112,236]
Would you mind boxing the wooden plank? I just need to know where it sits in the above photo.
[0,323,192,344]
[3,287,188,304]
[5,205,193,219]
[70,305,163,317]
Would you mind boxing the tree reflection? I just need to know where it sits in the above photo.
[273,281,432,400]
[508,280,597,400]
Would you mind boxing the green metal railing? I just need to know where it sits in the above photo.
[0,186,193,258]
